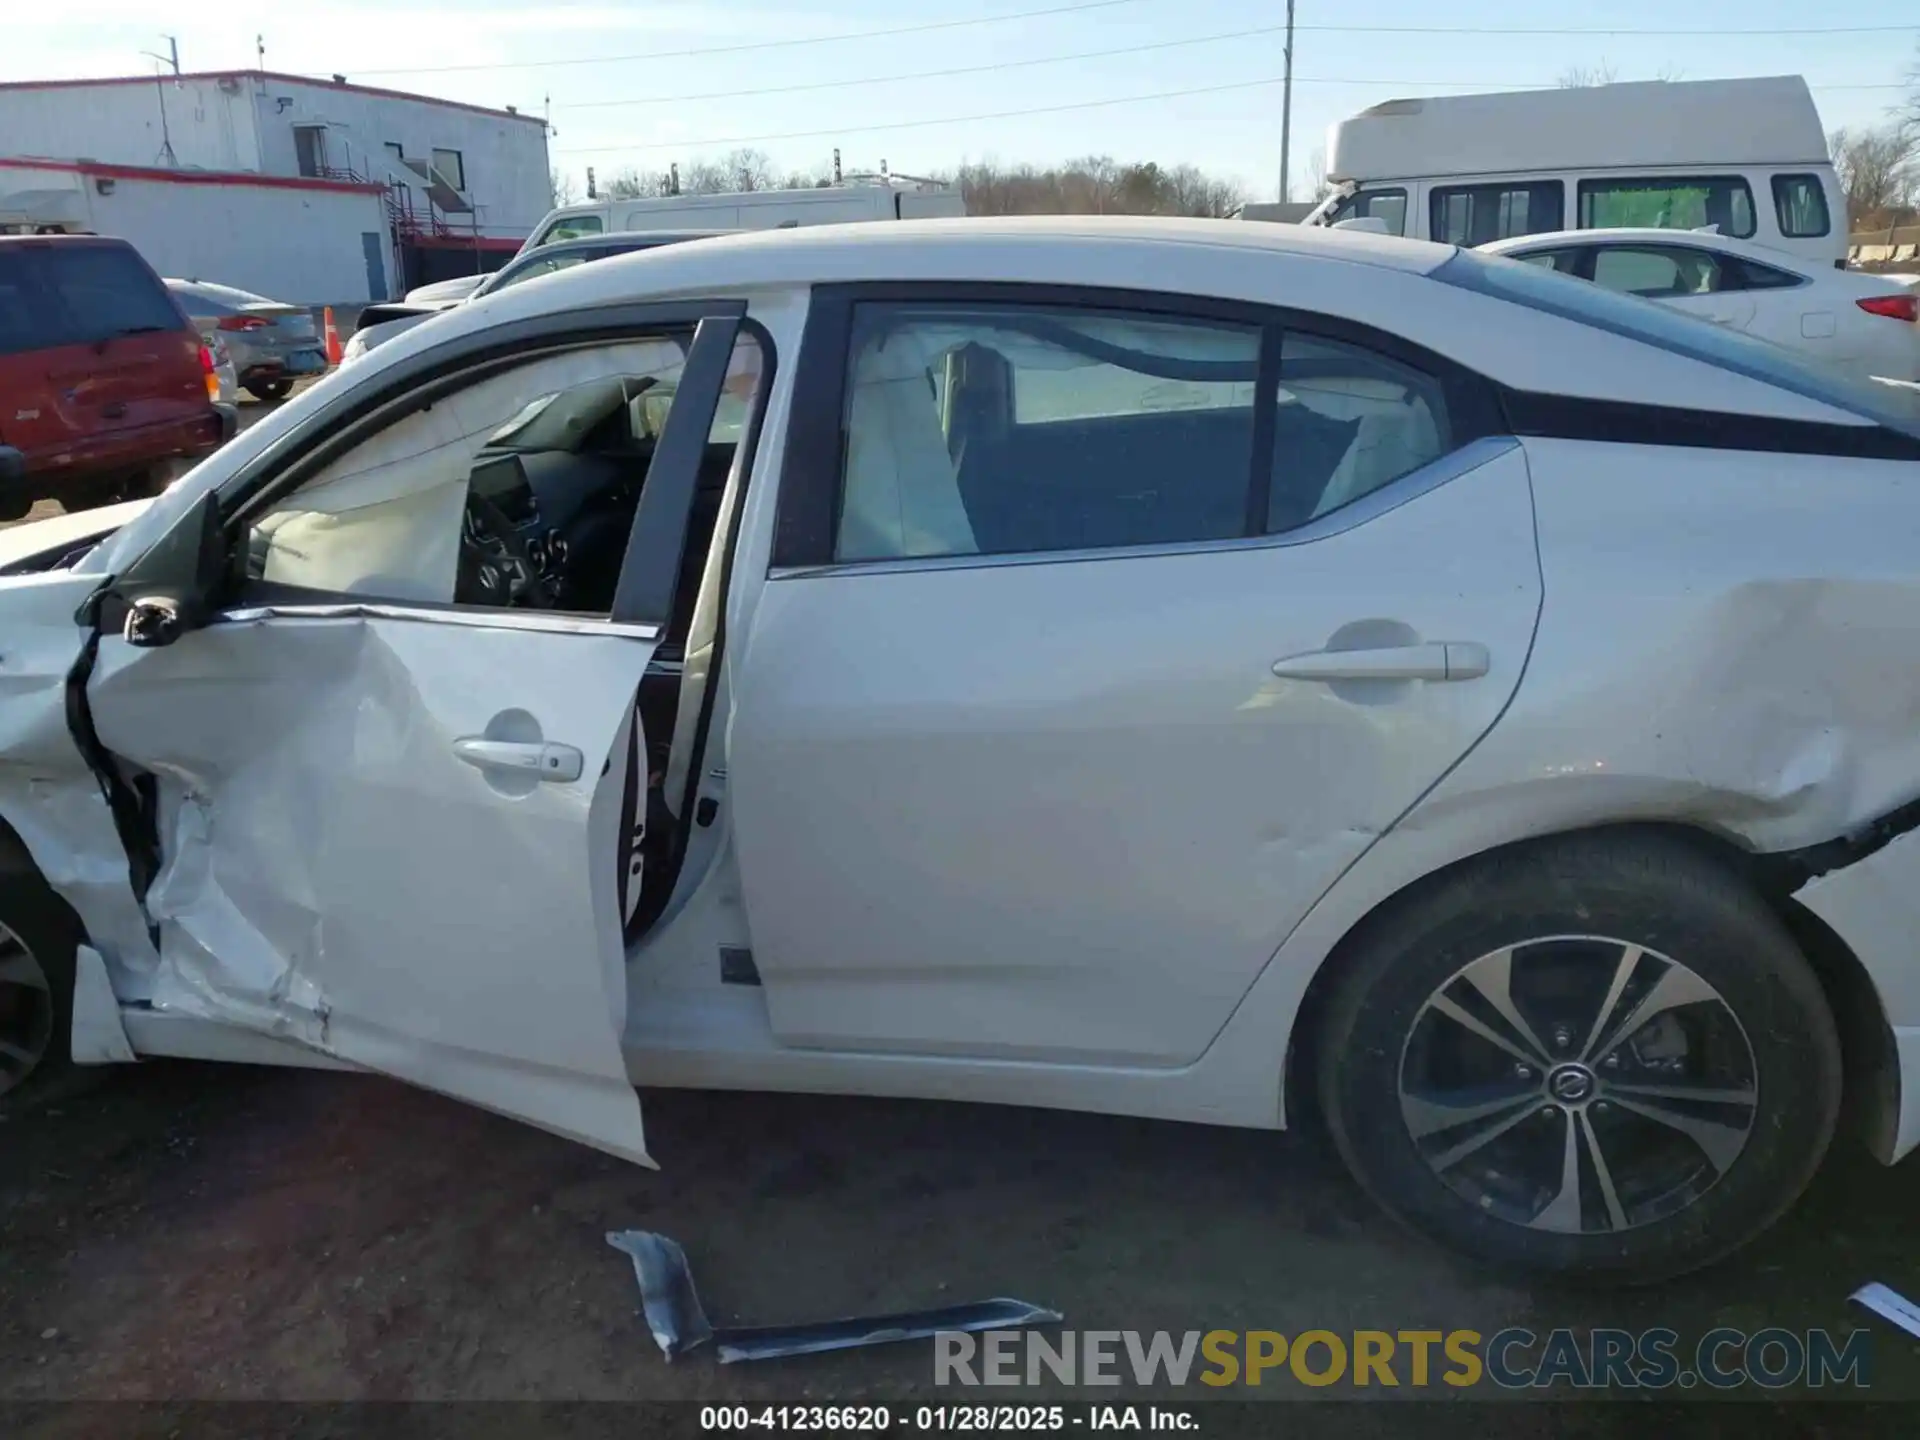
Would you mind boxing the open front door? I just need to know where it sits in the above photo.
[74,311,751,1164]
[89,617,659,1162]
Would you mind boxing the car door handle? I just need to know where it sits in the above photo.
[453,738,585,783]
[1271,642,1489,682]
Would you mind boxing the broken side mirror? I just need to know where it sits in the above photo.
[86,489,230,649]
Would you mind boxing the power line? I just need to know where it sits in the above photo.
[554,23,1292,110]
[553,72,1910,155]
[352,0,1153,77]
[348,9,1920,80]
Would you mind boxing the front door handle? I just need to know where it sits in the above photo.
[1272,641,1489,683]
[453,737,584,783]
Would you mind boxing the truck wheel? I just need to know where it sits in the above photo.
[1315,830,1841,1285]
[0,854,79,1100]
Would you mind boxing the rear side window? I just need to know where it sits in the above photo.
[41,245,183,344]
[1435,247,1920,439]
[1266,335,1449,533]
[1772,174,1831,239]
[830,300,1459,564]
[1590,245,1727,298]
[1430,182,1564,246]
[1512,248,1582,274]
[1578,177,1756,239]
[835,303,1261,560]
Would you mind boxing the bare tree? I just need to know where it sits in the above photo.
[549,167,578,208]
[1298,145,1330,204]
[937,156,1243,217]
[1830,124,1919,227]
[1556,59,1619,88]
[602,166,670,200]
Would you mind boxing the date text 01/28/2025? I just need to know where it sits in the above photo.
[700,1406,1194,1431]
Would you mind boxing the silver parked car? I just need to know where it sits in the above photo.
[164,280,329,403]
[6,219,1920,1284]
[341,231,735,364]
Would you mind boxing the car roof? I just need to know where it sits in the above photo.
[513,230,737,261]
[1479,228,1811,269]
[499,215,1453,310]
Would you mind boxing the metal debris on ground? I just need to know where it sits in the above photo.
[1851,1282,1920,1339]
[606,1229,1062,1365]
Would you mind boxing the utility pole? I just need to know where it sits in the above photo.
[141,35,181,77]
[1282,0,1297,204]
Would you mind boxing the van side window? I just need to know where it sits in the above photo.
[1330,189,1408,236]
[537,214,604,246]
[1771,175,1830,239]
[1429,182,1564,246]
[1578,177,1756,239]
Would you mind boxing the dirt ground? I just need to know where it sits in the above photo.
[2,1057,1919,1407]
[4,383,1919,1419]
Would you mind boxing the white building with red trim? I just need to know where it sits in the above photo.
[0,71,552,304]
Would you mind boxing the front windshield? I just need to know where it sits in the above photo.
[1436,246,1920,440]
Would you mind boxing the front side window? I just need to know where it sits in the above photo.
[1772,174,1831,239]
[1578,176,1756,239]
[832,301,1456,564]
[1430,182,1564,247]
[246,330,764,614]
[1329,188,1409,236]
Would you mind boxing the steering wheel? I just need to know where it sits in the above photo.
[458,491,553,608]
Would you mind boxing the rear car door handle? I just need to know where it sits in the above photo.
[1271,642,1489,682]
[453,737,584,783]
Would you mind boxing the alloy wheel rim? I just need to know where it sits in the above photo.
[0,920,52,1097]
[1397,937,1758,1234]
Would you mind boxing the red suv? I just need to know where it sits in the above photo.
[0,235,236,521]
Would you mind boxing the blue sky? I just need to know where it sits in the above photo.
[11,1,1917,200]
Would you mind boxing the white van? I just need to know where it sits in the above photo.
[1303,76,1847,268]
[521,183,966,257]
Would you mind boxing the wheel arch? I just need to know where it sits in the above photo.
[1279,819,1900,1160]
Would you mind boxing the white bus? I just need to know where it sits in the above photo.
[1304,76,1847,268]
[520,182,966,257]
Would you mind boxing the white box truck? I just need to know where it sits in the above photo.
[519,181,966,258]
[1302,76,1847,268]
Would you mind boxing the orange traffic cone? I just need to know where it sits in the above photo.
[322,307,344,366]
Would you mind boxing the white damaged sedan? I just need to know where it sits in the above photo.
[3,216,1920,1283]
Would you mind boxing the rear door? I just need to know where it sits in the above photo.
[728,286,1542,1066]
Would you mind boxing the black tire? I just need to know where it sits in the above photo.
[1315,829,1841,1285]
[246,378,294,403]
[0,847,80,1101]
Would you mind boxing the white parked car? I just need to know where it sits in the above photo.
[3,219,1920,1284]
[1481,227,1920,396]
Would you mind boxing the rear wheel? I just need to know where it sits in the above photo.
[1315,831,1841,1284]
[0,855,79,1101]
[246,378,294,403]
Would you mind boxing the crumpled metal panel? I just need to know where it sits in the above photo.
[0,570,160,999]
[85,609,657,1165]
